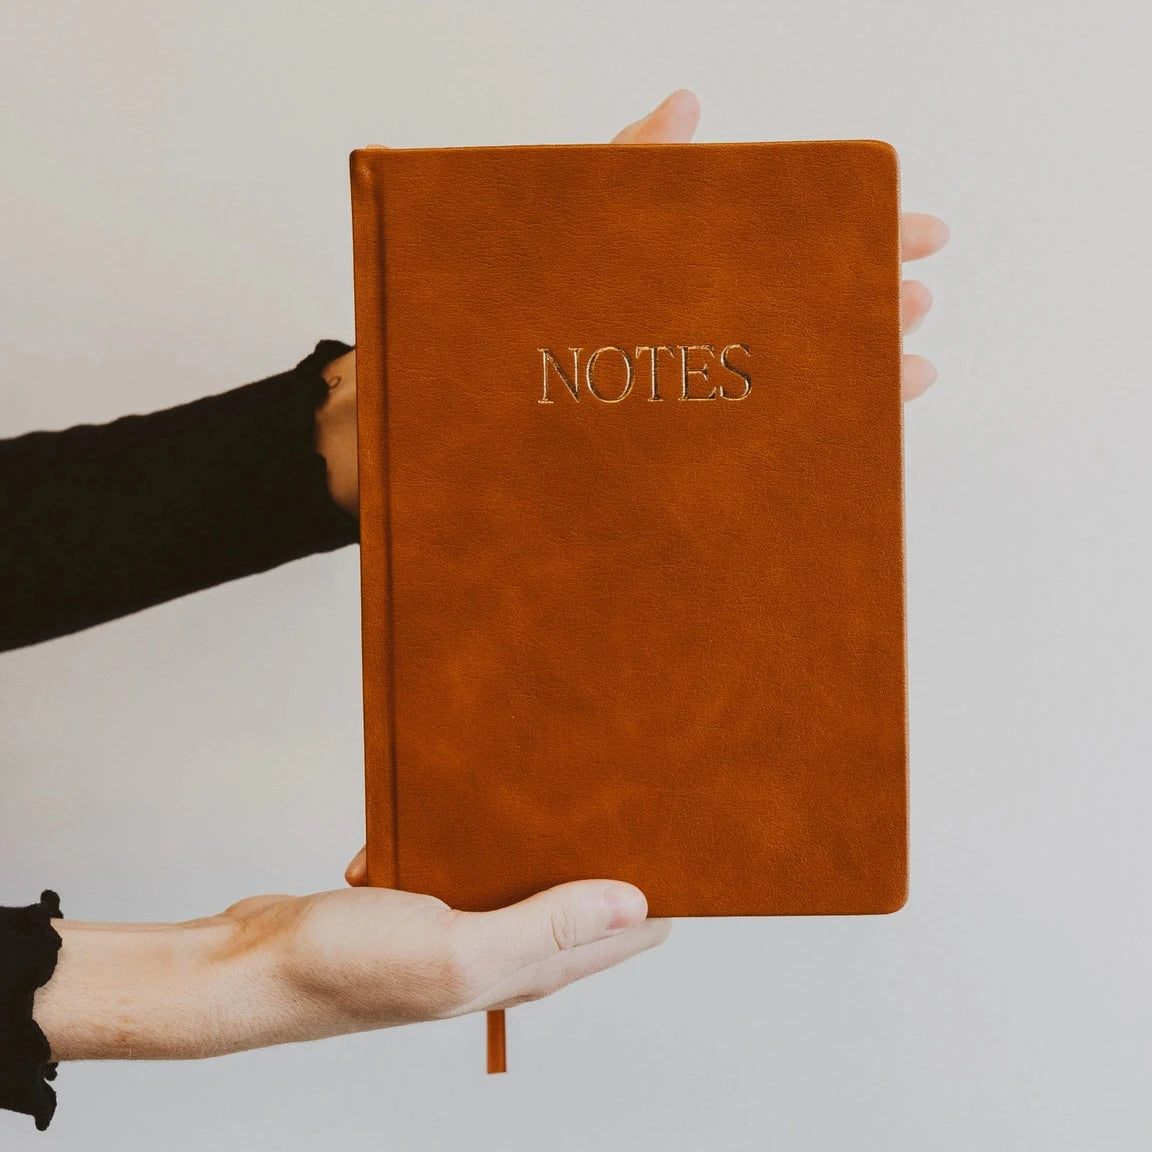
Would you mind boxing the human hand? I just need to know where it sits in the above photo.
[317,93,947,516]
[613,89,949,401]
[34,875,666,1061]
[313,347,357,518]
[229,874,668,1040]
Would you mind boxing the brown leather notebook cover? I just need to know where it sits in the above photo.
[350,140,907,921]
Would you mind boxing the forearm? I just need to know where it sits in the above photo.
[33,915,273,1061]
[0,339,357,653]
[32,897,381,1063]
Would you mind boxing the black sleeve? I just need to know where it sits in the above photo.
[0,339,358,653]
[0,891,63,1131]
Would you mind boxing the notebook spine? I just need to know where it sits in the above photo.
[350,150,398,890]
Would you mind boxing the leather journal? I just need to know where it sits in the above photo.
[349,140,908,1066]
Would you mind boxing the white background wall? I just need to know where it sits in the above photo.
[2,1,1149,1148]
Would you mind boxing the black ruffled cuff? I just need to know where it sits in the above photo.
[0,891,63,1131]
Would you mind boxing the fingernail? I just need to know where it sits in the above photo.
[602,883,648,931]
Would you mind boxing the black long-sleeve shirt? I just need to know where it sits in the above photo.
[0,338,358,1131]
[0,338,358,652]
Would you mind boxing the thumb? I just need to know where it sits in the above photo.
[469,879,649,976]
[344,845,368,887]
[611,89,701,144]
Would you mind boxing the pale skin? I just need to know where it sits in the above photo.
[34,90,949,1062]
